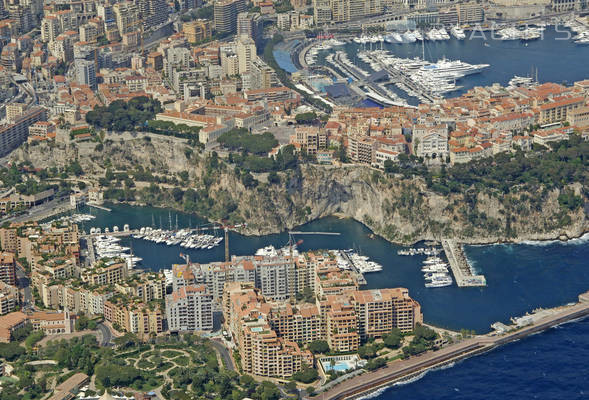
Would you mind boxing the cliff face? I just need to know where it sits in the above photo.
[226,165,587,244]
[12,138,587,244]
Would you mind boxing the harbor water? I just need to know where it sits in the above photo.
[277,27,589,106]
[80,204,589,333]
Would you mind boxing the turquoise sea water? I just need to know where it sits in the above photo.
[81,204,589,333]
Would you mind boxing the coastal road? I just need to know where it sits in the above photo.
[210,339,235,371]
[1,196,72,224]
[97,323,114,347]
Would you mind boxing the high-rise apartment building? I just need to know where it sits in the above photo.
[137,0,169,30]
[182,19,212,43]
[0,253,16,286]
[214,0,247,34]
[236,35,256,74]
[166,285,213,332]
[0,107,46,157]
[352,288,423,339]
[75,59,97,90]
[237,12,263,47]
[113,2,139,36]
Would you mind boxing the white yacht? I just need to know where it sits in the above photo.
[438,27,450,40]
[402,31,417,43]
[413,30,424,41]
[450,26,466,40]
[425,276,453,288]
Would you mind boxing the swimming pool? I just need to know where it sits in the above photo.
[320,355,364,373]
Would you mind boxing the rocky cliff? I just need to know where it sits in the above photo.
[12,137,587,244]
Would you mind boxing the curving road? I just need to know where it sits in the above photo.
[210,339,235,371]
[97,323,113,347]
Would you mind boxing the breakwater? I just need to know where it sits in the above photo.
[442,239,486,287]
[316,292,589,400]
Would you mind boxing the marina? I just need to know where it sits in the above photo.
[286,24,589,106]
[75,205,589,334]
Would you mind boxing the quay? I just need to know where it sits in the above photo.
[315,291,589,400]
[339,250,367,285]
[363,52,439,103]
[442,239,486,287]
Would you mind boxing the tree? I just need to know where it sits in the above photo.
[0,343,25,361]
[267,171,280,185]
[308,340,329,354]
[172,187,184,202]
[295,112,317,124]
[383,328,402,349]
[365,357,386,371]
[292,366,318,383]
[285,381,297,393]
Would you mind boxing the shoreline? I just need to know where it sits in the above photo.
[314,295,589,400]
[36,201,588,248]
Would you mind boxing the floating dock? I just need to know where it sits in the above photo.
[87,202,112,212]
[442,239,486,287]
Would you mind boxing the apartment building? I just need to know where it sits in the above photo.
[214,0,247,34]
[183,19,212,43]
[567,106,589,128]
[537,96,585,125]
[321,296,360,352]
[0,252,16,286]
[225,285,313,378]
[171,252,295,304]
[348,136,375,164]
[0,281,18,315]
[113,2,139,36]
[352,288,423,339]
[81,260,127,286]
[115,273,166,303]
[165,285,213,332]
[0,106,47,157]
[290,127,327,155]
[255,254,296,301]
[268,303,322,344]
[104,297,163,338]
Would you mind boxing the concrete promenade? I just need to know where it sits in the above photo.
[442,239,486,287]
[316,295,589,400]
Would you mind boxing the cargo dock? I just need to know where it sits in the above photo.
[442,239,486,287]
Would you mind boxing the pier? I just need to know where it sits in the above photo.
[339,250,367,285]
[363,52,439,103]
[442,239,486,287]
[316,292,589,400]
[87,202,112,212]
[328,52,409,107]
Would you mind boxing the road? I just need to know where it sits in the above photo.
[210,339,235,371]
[0,196,72,224]
[96,323,113,347]
[15,263,32,307]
